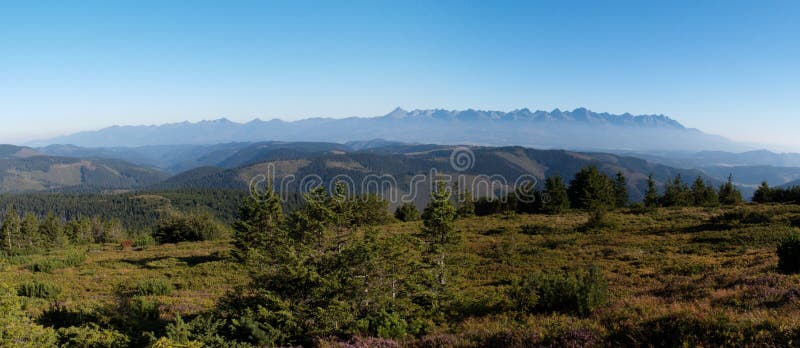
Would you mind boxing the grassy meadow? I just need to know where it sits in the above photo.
[3,203,800,346]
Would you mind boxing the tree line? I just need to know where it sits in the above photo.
[752,182,800,204]
[0,210,126,255]
[446,166,745,218]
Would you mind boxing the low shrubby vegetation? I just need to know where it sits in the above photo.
[132,278,174,297]
[777,232,800,274]
[27,249,86,273]
[17,280,61,299]
[154,211,227,243]
[0,165,797,347]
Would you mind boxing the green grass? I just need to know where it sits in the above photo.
[4,204,800,346]
[1,240,246,321]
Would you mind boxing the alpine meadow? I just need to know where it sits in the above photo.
[2,1,800,347]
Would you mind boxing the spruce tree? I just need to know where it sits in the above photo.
[394,202,420,222]
[20,214,40,249]
[542,175,569,214]
[613,171,629,208]
[567,166,616,209]
[39,212,65,246]
[514,181,538,214]
[453,182,476,218]
[231,185,285,261]
[719,174,744,205]
[691,176,719,207]
[752,181,772,203]
[644,174,660,208]
[422,181,458,292]
[422,181,458,247]
[0,209,20,254]
[661,174,692,207]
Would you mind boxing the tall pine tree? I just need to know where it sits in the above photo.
[644,174,660,208]
[232,185,285,261]
[613,171,629,208]
[567,166,616,209]
[719,174,744,205]
[0,209,21,254]
[542,175,570,214]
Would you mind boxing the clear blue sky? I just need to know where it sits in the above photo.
[1,0,798,149]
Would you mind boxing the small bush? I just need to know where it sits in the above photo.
[394,203,420,222]
[39,303,98,328]
[532,265,608,316]
[62,250,87,267]
[355,310,409,339]
[27,251,86,273]
[133,278,174,296]
[57,324,130,348]
[128,297,161,321]
[28,260,58,273]
[133,233,157,248]
[583,208,619,231]
[18,281,61,299]
[505,278,539,313]
[520,224,563,235]
[713,209,773,225]
[777,233,800,274]
[154,212,226,244]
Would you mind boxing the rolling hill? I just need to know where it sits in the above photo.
[0,145,168,193]
[22,141,736,202]
[150,143,719,204]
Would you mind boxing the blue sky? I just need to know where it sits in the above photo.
[1,0,798,149]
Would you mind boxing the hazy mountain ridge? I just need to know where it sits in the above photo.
[32,107,744,152]
[616,150,800,169]
[148,143,719,203]
[0,145,168,193]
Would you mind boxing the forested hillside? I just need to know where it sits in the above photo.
[154,145,719,204]
[0,190,247,230]
[0,145,167,193]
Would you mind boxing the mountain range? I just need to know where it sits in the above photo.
[32,107,747,152]
[7,107,800,200]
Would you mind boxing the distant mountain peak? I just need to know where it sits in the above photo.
[29,106,732,151]
[377,107,686,128]
[385,107,410,119]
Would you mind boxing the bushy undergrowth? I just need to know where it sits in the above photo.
[712,209,774,225]
[127,297,161,321]
[133,233,157,249]
[778,233,800,274]
[583,208,620,231]
[133,278,174,296]
[531,265,608,316]
[17,280,61,299]
[57,324,130,348]
[154,212,227,244]
[27,250,86,273]
[520,223,563,235]
[6,204,800,346]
